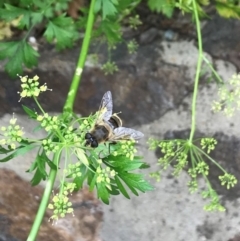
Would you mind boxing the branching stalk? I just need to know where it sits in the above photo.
[189,0,203,142]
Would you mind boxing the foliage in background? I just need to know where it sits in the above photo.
[147,0,239,211]
[0,0,239,77]
[148,0,240,18]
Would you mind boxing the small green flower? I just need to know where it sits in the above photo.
[95,165,116,185]
[219,173,237,189]
[200,138,217,154]
[128,15,142,29]
[127,40,139,54]
[212,73,240,117]
[0,114,24,149]
[188,179,198,193]
[202,189,226,212]
[117,140,137,160]
[65,162,82,178]
[17,75,51,101]
[101,61,119,75]
[42,138,59,155]
[37,113,60,132]
[48,184,76,223]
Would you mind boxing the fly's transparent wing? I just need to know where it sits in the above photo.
[98,91,113,121]
[111,127,144,141]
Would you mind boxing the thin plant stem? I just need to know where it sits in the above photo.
[189,0,203,143]
[33,97,45,114]
[195,145,226,173]
[202,55,224,84]
[26,150,62,241]
[63,0,96,113]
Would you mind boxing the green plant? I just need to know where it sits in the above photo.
[0,0,238,77]
[0,0,144,77]
[0,1,154,240]
[1,71,152,239]
[148,0,239,211]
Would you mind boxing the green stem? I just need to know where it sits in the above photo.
[189,0,203,143]
[202,55,224,84]
[63,0,96,113]
[33,97,45,114]
[195,146,226,173]
[26,150,61,241]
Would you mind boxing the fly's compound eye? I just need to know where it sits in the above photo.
[85,133,92,139]
[85,133,98,148]
[91,140,98,148]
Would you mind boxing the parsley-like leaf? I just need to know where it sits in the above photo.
[0,41,39,77]
[119,172,154,195]
[95,19,122,45]
[216,1,240,18]
[94,0,118,19]
[44,15,79,50]
[148,0,175,18]
[96,182,110,204]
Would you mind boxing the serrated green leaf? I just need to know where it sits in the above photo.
[120,172,154,195]
[94,0,118,19]
[37,155,48,177]
[1,4,36,29]
[96,182,110,204]
[0,144,37,162]
[148,0,175,18]
[89,172,97,191]
[5,55,24,77]
[122,178,139,195]
[31,167,44,186]
[216,1,240,18]
[115,175,130,199]
[44,16,79,50]
[19,11,31,29]
[31,12,43,25]
[23,42,39,67]
[46,158,57,170]
[0,146,12,154]
[107,160,145,171]
[73,164,87,189]
[140,163,151,169]
[22,105,37,119]
[0,41,39,77]
[0,4,28,22]
[104,155,144,171]
[42,151,57,170]
[95,20,122,45]
[0,42,19,60]
[26,158,38,173]
[102,0,118,19]
[107,183,120,195]
[118,0,138,11]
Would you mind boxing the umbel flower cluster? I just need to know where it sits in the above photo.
[148,136,237,212]
[0,75,152,223]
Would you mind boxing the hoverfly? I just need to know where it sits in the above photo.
[85,91,144,148]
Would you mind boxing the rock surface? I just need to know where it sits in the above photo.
[0,168,103,241]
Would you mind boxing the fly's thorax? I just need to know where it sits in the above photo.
[90,124,113,143]
[108,113,122,129]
